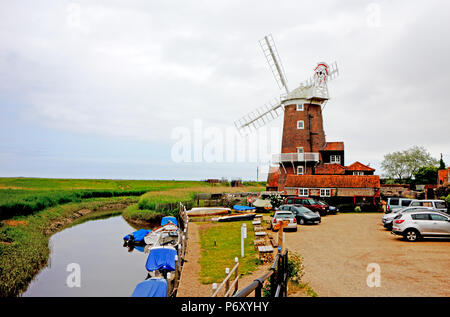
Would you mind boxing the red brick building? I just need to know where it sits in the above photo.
[266,64,380,203]
[438,168,450,186]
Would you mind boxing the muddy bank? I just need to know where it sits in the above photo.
[44,202,133,236]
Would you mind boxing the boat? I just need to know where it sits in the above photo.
[186,207,231,217]
[233,205,256,212]
[252,199,273,211]
[143,222,181,247]
[131,247,179,297]
[161,216,178,226]
[213,213,257,222]
[123,229,152,246]
[131,277,168,297]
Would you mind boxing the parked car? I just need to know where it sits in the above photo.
[386,197,413,213]
[284,197,328,215]
[317,200,338,214]
[408,199,447,213]
[382,206,434,229]
[392,210,450,242]
[279,204,321,225]
[270,210,297,231]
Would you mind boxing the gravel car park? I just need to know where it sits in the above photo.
[284,213,450,296]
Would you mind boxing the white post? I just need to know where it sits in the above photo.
[241,223,247,258]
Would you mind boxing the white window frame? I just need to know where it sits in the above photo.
[297,147,304,154]
[353,171,364,176]
[297,120,304,130]
[297,166,304,175]
[296,104,304,111]
[320,189,331,197]
[330,155,341,164]
[298,188,309,197]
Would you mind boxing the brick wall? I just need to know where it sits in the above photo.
[281,102,326,154]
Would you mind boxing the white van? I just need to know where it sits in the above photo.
[386,197,413,213]
[408,199,447,213]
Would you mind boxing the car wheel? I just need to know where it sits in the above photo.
[404,229,420,242]
[299,218,305,225]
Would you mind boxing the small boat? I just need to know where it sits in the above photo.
[161,216,178,226]
[131,277,168,297]
[145,246,178,274]
[253,199,272,209]
[233,205,256,212]
[143,223,181,247]
[213,213,257,222]
[123,229,152,246]
[186,207,231,217]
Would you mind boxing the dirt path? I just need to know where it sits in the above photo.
[177,222,272,297]
[177,222,212,297]
[285,213,450,297]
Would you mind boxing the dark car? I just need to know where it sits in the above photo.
[317,200,338,214]
[278,204,321,225]
[284,196,328,216]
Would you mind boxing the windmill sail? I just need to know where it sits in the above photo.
[234,98,283,136]
[259,34,289,94]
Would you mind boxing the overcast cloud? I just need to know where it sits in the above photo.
[0,0,449,180]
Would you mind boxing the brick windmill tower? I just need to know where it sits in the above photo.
[234,35,339,191]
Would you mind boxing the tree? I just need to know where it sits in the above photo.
[439,153,446,170]
[381,146,438,181]
[413,166,438,184]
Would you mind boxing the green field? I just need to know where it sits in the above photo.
[0,178,213,219]
[198,221,259,284]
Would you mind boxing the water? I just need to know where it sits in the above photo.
[22,215,154,297]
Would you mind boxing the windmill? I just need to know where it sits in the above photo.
[234,34,340,189]
[233,34,339,137]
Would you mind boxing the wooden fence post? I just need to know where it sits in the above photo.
[212,283,218,296]
[234,257,239,294]
[225,267,230,295]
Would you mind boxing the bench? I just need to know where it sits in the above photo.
[255,231,267,237]
[252,220,261,225]
[257,245,274,262]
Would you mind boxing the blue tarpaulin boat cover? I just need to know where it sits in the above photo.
[146,247,177,272]
[123,229,151,242]
[131,278,167,297]
[233,205,256,211]
[161,216,178,226]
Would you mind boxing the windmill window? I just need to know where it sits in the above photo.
[297,147,304,154]
[296,104,304,111]
[297,166,304,175]
[297,120,304,129]
[353,171,364,175]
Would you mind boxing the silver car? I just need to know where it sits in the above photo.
[382,206,434,229]
[270,211,297,231]
[392,210,450,241]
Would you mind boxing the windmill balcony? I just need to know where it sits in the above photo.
[272,152,320,163]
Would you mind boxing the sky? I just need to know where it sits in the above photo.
[0,0,449,181]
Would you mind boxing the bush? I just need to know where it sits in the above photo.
[446,194,450,206]
[268,193,284,208]
[354,206,361,212]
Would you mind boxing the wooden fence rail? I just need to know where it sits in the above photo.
[211,257,239,297]
[233,248,289,298]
